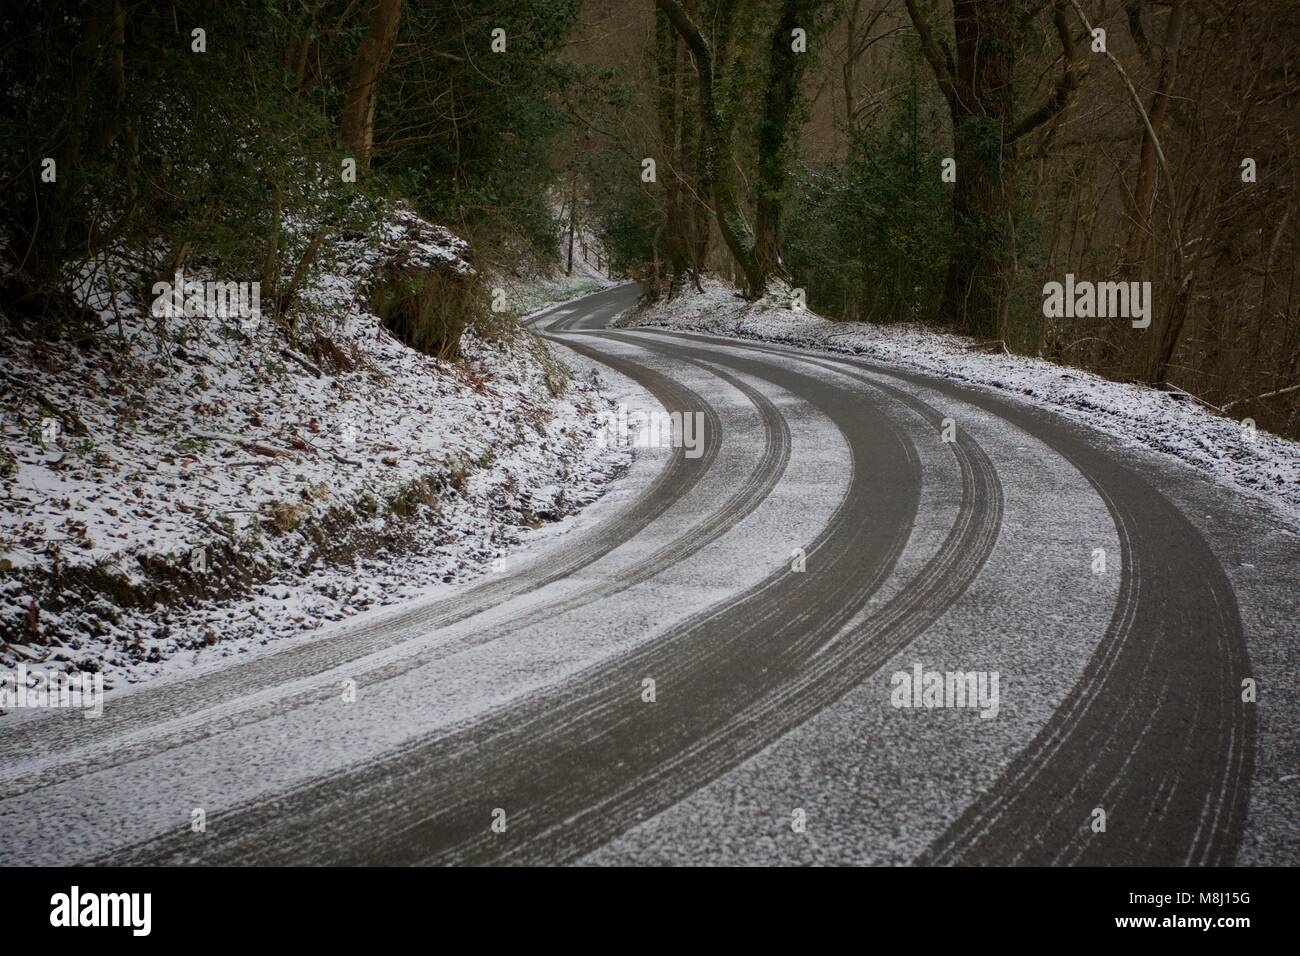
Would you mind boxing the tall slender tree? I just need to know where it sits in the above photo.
[341,0,403,170]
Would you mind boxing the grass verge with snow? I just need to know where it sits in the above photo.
[618,277,1299,525]
[0,208,629,692]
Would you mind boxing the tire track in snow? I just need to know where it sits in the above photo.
[510,338,1004,865]
[0,292,700,766]
[100,333,926,865]
[919,443,1251,865]
[831,347,1253,866]
[0,328,783,797]
[642,328,1254,865]
[0,320,838,865]
[584,342,1116,864]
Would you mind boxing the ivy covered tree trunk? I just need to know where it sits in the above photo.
[681,55,708,290]
[941,1,1015,338]
[753,0,827,289]
[942,115,1013,339]
[905,0,1079,338]
[657,0,766,298]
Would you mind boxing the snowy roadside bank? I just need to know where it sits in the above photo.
[617,278,1300,526]
[0,210,631,695]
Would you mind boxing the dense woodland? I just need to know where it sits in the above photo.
[2,0,1296,434]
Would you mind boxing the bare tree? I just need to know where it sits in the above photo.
[1125,0,1186,255]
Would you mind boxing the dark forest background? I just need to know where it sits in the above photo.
[2,0,1296,434]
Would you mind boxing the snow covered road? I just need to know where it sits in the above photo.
[1,284,1294,866]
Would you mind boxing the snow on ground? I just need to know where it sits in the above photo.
[617,277,1300,525]
[477,192,619,319]
[493,252,618,323]
[0,207,631,694]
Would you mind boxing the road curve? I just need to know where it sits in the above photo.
[1,283,1293,867]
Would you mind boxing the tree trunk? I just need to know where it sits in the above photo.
[1126,1,1185,256]
[937,1,1016,337]
[1148,273,1192,384]
[678,38,707,291]
[566,173,576,276]
[905,0,1079,337]
[753,0,826,288]
[341,0,402,170]
[657,0,766,297]
[656,10,692,293]
[942,125,1011,337]
[261,183,284,320]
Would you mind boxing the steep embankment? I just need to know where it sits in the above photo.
[0,208,628,690]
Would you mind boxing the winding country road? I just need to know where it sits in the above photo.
[1,283,1295,866]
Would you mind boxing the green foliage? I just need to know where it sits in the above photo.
[581,147,659,278]
[745,0,835,207]
[376,0,581,260]
[0,0,586,334]
[0,2,357,300]
[783,79,952,324]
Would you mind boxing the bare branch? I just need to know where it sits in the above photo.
[1009,1,1082,143]
[902,0,957,110]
